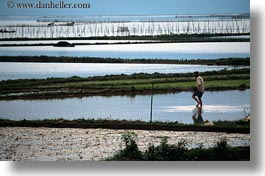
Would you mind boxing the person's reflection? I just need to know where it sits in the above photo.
[192,107,204,125]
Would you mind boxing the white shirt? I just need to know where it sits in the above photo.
[196,76,205,93]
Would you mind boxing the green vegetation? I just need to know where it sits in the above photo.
[109,132,143,160]
[0,118,250,134]
[0,56,250,66]
[106,132,250,161]
[0,68,250,100]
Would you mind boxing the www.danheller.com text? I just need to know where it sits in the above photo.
[6,0,91,9]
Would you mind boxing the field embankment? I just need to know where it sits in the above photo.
[0,118,250,134]
[0,68,250,100]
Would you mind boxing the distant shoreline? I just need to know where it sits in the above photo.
[0,56,250,65]
[0,33,250,44]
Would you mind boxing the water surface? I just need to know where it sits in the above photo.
[0,62,246,80]
[0,42,250,59]
[0,90,250,124]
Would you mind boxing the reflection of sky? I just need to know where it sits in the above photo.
[0,42,250,59]
[0,90,250,124]
[0,0,250,16]
[0,62,247,80]
[163,105,250,113]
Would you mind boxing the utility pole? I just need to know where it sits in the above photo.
[150,83,154,123]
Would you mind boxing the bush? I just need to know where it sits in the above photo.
[108,131,143,160]
[144,137,188,160]
[107,133,250,161]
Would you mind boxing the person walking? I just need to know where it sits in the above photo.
[192,71,205,107]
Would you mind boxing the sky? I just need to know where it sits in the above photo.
[0,0,250,16]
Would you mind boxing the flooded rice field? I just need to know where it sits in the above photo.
[0,90,250,124]
[0,127,250,161]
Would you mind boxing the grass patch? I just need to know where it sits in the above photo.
[0,118,250,134]
[0,68,250,100]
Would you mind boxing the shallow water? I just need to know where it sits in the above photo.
[0,62,246,80]
[0,42,250,59]
[0,90,250,124]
